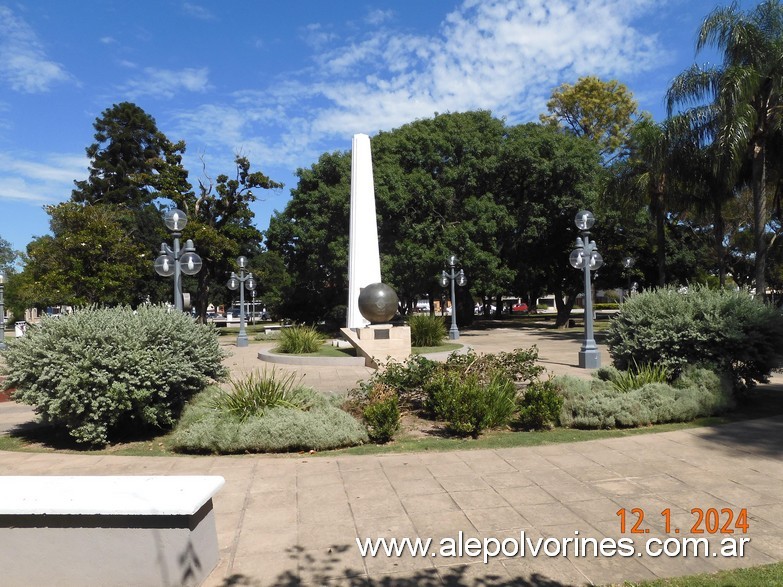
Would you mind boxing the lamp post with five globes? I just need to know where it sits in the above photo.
[154,209,202,312]
[227,256,257,348]
[569,210,604,368]
[439,255,467,340]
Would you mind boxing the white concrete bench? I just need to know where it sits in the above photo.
[263,323,293,334]
[0,475,224,587]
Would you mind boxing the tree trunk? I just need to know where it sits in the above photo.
[494,294,503,319]
[554,288,576,328]
[195,269,210,323]
[714,204,726,288]
[655,189,666,287]
[752,138,768,299]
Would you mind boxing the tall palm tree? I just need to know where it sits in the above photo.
[667,0,783,298]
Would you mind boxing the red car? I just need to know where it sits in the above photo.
[512,303,529,313]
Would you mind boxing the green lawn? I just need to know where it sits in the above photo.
[621,562,783,586]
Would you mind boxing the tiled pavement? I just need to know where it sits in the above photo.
[1,327,782,586]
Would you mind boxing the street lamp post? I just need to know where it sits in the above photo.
[439,255,467,340]
[569,210,604,369]
[227,256,257,348]
[0,270,5,350]
[154,209,202,311]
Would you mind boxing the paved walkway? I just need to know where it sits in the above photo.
[1,327,782,586]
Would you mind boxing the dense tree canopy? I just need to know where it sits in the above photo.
[16,203,148,308]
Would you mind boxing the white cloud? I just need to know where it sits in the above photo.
[169,0,667,174]
[182,2,215,21]
[0,152,88,203]
[0,6,72,93]
[301,23,338,50]
[120,67,211,99]
[365,9,394,26]
[295,0,664,139]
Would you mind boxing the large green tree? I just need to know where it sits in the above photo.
[18,103,189,308]
[265,151,353,322]
[72,102,176,208]
[372,111,512,318]
[16,203,147,308]
[267,112,514,323]
[498,123,603,327]
[268,112,604,327]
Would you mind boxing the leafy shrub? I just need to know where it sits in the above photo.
[518,379,563,429]
[357,354,438,407]
[441,347,545,385]
[171,387,368,453]
[362,383,400,443]
[211,369,311,420]
[275,325,324,354]
[425,371,517,437]
[556,366,734,429]
[606,285,783,393]
[2,305,227,446]
[408,314,447,347]
[594,303,620,310]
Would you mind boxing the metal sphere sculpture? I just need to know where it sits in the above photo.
[358,283,399,324]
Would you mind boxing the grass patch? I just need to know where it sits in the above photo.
[412,343,462,355]
[622,561,783,586]
[268,344,356,357]
[325,415,734,456]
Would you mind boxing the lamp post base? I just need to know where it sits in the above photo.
[448,327,460,340]
[236,335,249,348]
[578,348,601,369]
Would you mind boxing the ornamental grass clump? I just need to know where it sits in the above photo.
[275,325,324,354]
[210,369,311,420]
[2,305,227,447]
[408,314,447,347]
[596,361,671,393]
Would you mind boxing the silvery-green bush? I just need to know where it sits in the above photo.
[556,367,734,429]
[2,305,227,446]
[607,285,783,392]
[170,387,368,453]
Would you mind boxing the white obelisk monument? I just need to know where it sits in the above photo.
[346,133,382,329]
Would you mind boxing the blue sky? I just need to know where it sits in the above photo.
[0,0,754,255]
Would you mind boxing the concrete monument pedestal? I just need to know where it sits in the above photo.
[341,325,411,369]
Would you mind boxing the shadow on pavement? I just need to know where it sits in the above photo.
[695,411,783,458]
[217,544,574,586]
